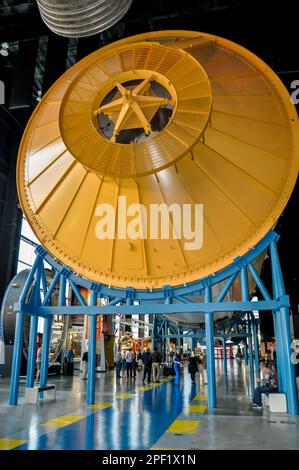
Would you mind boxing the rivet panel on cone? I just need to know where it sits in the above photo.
[17,30,299,289]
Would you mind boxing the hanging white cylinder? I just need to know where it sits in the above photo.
[36,0,133,38]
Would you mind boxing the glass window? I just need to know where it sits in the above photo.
[17,217,52,272]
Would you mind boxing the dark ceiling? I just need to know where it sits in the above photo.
[0,0,298,335]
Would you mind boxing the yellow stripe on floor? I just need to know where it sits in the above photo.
[167,420,200,434]
[41,415,85,428]
[136,386,152,391]
[189,404,207,413]
[88,402,113,410]
[116,393,135,399]
[0,438,27,450]
[193,395,207,401]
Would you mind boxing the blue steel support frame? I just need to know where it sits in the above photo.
[26,263,41,388]
[9,255,41,405]
[7,231,298,415]
[270,242,298,415]
[270,250,285,392]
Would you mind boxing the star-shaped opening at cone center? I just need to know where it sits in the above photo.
[94,75,175,143]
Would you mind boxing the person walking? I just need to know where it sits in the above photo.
[35,345,42,383]
[125,349,134,378]
[137,352,143,371]
[115,350,122,378]
[173,349,182,386]
[142,348,152,382]
[199,350,207,385]
[188,351,199,384]
[151,350,161,383]
[133,351,137,377]
[121,350,126,371]
[82,350,88,380]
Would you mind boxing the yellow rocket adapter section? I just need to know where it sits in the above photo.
[17,31,299,289]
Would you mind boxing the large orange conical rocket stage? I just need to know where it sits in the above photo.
[17,31,298,303]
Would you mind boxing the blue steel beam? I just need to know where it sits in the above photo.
[216,272,239,303]
[40,261,48,298]
[42,271,60,306]
[35,231,279,302]
[247,262,271,301]
[69,279,87,306]
[17,297,289,316]
[271,244,286,394]
[9,255,42,405]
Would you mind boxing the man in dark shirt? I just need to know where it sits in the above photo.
[151,350,161,383]
[142,348,152,383]
[82,350,88,380]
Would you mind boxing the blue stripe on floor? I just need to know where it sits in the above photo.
[14,380,197,450]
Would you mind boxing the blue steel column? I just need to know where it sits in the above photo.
[240,266,255,396]
[87,290,97,405]
[270,242,298,415]
[192,335,197,350]
[39,274,62,390]
[270,249,285,392]
[9,256,41,405]
[26,264,42,387]
[205,286,216,408]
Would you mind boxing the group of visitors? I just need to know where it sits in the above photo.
[114,348,163,382]
[115,349,144,379]
[114,347,208,387]
[115,347,209,386]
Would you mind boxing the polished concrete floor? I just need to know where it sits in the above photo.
[0,359,298,450]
